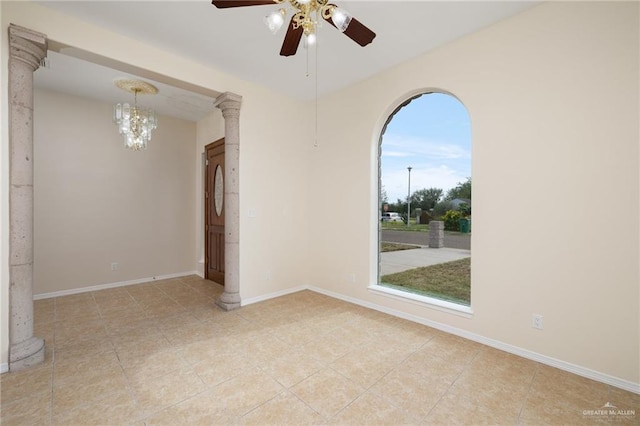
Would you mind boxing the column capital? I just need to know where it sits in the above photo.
[9,24,47,71]
[213,92,242,119]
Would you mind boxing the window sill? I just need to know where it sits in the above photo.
[368,284,473,318]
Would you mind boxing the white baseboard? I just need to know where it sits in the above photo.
[196,260,204,278]
[33,271,199,300]
[0,363,8,374]
[26,277,640,394]
[307,285,640,395]
[241,285,307,306]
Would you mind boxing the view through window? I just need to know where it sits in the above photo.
[379,92,471,306]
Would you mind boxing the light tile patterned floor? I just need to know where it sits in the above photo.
[1,275,638,425]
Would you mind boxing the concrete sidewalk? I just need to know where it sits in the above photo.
[380,247,471,276]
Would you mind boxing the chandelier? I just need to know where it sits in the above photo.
[113,79,158,151]
[264,0,353,46]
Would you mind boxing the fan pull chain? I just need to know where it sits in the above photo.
[305,42,310,78]
[314,35,318,148]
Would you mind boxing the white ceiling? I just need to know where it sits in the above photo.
[33,1,538,122]
[35,50,221,122]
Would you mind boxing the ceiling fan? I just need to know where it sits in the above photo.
[211,0,376,57]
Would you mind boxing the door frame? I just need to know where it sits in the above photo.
[204,137,225,283]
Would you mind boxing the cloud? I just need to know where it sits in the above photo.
[383,151,411,158]
[380,134,471,203]
[382,165,469,204]
[382,134,470,161]
[379,93,472,203]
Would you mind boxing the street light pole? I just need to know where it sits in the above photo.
[407,166,412,227]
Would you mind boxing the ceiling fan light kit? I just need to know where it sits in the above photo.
[211,0,375,56]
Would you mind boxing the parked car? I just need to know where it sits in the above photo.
[381,212,404,223]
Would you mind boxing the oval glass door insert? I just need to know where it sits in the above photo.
[214,164,224,216]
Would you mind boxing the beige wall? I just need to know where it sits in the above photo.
[33,89,196,295]
[308,1,639,385]
[195,92,312,301]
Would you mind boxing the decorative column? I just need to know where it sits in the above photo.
[8,25,47,371]
[213,92,242,311]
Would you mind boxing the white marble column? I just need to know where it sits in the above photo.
[213,92,242,311]
[8,24,47,371]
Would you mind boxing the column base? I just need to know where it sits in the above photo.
[9,336,45,372]
[215,292,241,311]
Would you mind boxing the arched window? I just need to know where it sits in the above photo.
[378,92,472,308]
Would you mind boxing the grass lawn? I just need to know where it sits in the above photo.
[381,221,429,232]
[380,242,421,253]
[380,257,470,306]
[382,221,470,237]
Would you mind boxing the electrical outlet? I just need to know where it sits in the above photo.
[532,314,543,330]
[265,270,271,281]
[111,262,119,271]
[348,273,356,283]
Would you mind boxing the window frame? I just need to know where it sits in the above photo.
[375,90,472,315]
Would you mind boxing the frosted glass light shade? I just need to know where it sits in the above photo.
[264,9,286,34]
[332,7,352,32]
[304,32,316,48]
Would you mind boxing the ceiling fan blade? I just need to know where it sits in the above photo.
[280,18,304,57]
[343,18,376,47]
[211,0,276,8]
[325,15,376,47]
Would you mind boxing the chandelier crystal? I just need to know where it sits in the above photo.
[113,79,158,151]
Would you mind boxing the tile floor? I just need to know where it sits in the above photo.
[1,275,638,425]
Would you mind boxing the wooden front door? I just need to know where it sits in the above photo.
[205,138,225,285]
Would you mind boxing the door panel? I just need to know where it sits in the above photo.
[205,139,225,285]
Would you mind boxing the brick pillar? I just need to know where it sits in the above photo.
[428,221,444,248]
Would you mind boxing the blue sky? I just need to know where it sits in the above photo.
[381,93,471,203]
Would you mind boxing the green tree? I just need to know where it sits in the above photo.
[410,187,443,211]
[386,198,407,215]
[380,185,389,205]
[459,202,471,217]
[442,210,462,231]
[433,200,455,217]
[445,178,472,201]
